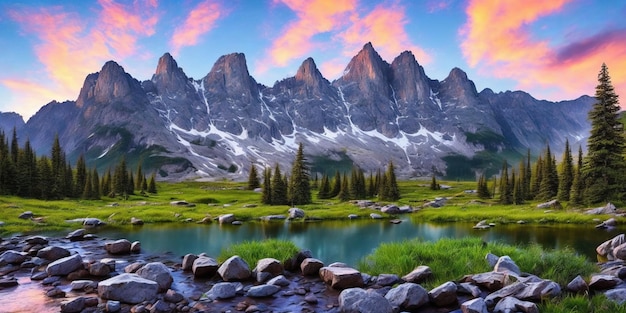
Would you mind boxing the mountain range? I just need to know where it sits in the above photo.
[0,43,593,180]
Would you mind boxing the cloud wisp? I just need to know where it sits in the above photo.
[170,0,227,55]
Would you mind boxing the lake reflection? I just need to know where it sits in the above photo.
[90,219,621,267]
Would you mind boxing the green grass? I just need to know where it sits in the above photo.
[0,179,619,236]
[357,237,596,289]
[217,239,300,266]
[541,295,626,313]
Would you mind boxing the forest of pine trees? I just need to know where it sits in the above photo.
[0,130,157,200]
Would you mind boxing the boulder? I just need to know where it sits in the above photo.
[46,254,83,276]
[218,214,235,224]
[493,296,538,313]
[170,200,189,206]
[515,280,561,301]
[164,289,184,303]
[255,258,283,282]
[106,301,121,313]
[66,229,85,241]
[60,296,87,313]
[218,255,251,281]
[136,262,173,292]
[98,273,158,304]
[301,258,324,276]
[348,214,359,219]
[18,211,33,219]
[124,261,145,273]
[566,275,588,293]
[37,246,71,261]
[494,255,521,275]
[461,297,489,313]
[71,280,96,291]
[288,207,305,219]
[375,274,399,286]
[105,239,132,255]
[25,236,48,245]
[339,288,393,313]
[428,281,458,307]
[0,277,18,288]
[370,213,383,219]
[150,300,171,313]
[597,234,626,260]
[284,249,312,271]
[247,284,281,297]
[82,217,105,227]
[586,202,617,215]
[1,250,27,264]
[130,241,141,253]
[473,220,490,230]
[89,261,112,277]
[536,199,561,209]
[261,215,286,221]
[267,275,290,287]
[319,266,364,289]
[381,205,401,214]
[130,217,144,225]
[468,271,507,291]
[605,288,626,305]
[458,282,482,298]
[192,256,219,278]
[485,253,499,267]
[589,274,622,290]
[384,282,429,310]
[484,282,526,307]
[182,254,198,271]
[205,282,238,300]
[402,265,432,283]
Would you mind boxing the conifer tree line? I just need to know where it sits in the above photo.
[0,131,157,200]
[481,64,625,206]
[252,143,400,205]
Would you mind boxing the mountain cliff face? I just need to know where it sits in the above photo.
[0,43,593,180]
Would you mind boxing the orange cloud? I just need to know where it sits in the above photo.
[339,2,431,64]
[171,0,225,55]
[461,0,626,101]
[261,0,357,70]
[4,1,159,118]
[1,79,70,118]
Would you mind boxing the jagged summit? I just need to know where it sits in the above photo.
[152,53,189,95]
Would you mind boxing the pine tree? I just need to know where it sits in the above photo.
[366,172,376,198]
[38,156,53,200]
[523,149,532,200]
[570,146,585,206]
[10,128,18,164]
[537,146,559,201]
[50,134,65,199]
[127,172,135,195]
[317,174,330,199]
[261,167,272,204]
[113,157,128,195]
[271,165,287,205]
[102,169,112,197]
[557,139,574,201]
[288,143,311,205]
[430,175,440,190]
[512,169,523,205]
[530,155,543,199]
[82,171,93,199]
[582,63,626,204]
[499,160,512,204]
[91,168,101,199]
[338,173,350,202]
[135,162,143,190]
[75,154,87,197]
[148,173,157,194]
[247,163,260,190]
[476,174,491,199]
[379,161,400,201]
[141,175,148,192]
[330,171,341,198]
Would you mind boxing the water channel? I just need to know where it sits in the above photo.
[89,217,620,266]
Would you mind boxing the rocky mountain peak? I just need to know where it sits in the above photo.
[295,57,320,82]
[390,50,432,104]
[152,53,189,94]
[204,53,258,100]
[93,61,134,103]
[342,42,389,82]
[441,67,478,97]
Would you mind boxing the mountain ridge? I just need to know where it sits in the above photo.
[0,43,593,181]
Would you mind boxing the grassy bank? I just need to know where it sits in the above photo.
[0,180,618,236]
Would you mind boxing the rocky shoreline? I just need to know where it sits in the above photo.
[2,230,626,313]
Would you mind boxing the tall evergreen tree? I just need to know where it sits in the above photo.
[582,63,626,203]
[38,156,53,200]
[476,174,491,199]
[366,172,376,198]
[135,162,143,190]
[538,146,559,200]
[148,173,157,194]
[317,174,330,199]
[430,174,440,190]
[512,169,523,205]
[75,155,87,197]
[271,165,287,205]
[523,149,532,200]
[247,163,260,190]
[10,128,18,164]
[337,173,350,202]
[102,169,112,197]
[82,171,93,199]
[530,155,543,199]
[113,157,128,195]
[127,172,135,195]
[261,167,272,204]
[557,139,574,201]
[91,168,101,199]
[288,143,311,205]
[379,161,400,201]
[50,134,66,199]
[570,146,585,206]
[330,171,341,198]
[499,160,512,204]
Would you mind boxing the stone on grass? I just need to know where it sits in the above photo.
[589,274,622,290]
[288,207,305,219]
[566,275,588,293]
[402,265,432,283]
[218,255,251,281]
[515,280,561,301]
[384,282,429,310]
[494,296,538,313]
[218,214,235,224]
[375,274,399,286]
[98,273,158,304]
[461,297,489,313]
[428,281,458,307]
[494,256,521,275]
[468,271,507,291]
[605,289,626,305]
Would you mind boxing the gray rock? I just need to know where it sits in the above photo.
[536,199,561,209]
[182,253,198,271]
[288,207,305,219]
[0,277,18,288]
[247,284,281,297]
[70,280,96,291]
[486,253,499,267]
[484,282,526,307]
[515,280,561,301]
[1,250,27,264]
[18,211,33,219]
[105,239,132,255]
[348,214,359,219]
[218,255,251,281]
[46,253,83,276]
[566,275,588,293]
[130,241,141,253]
[301,257,324,276]
[370,213,383,219]
[284,249,312,271]
[89,261,111,277]
[469,271,507,291]
[605,288,626,305]
[150,300,171,313]
[339,287,393,313]
[98,273,158,304]
[614,243,626,261]
[25,235,48,245]
[66,229,85,241]
[586,202,617,215]
[493,296,538,313]
[60,296,86,313]
[461,297,489,313]
[428,281,458,307]
[46,286,66,298]
[384,282,429,310]
[261,215,286,221]
[458,282,482,298]
[125,261,146,273]
[255,258,283,282]
[37,246,71,261]
[164,289,184,303]
[106,301,121,313]
[375,273,399,286]
[218,213,235,224]
[319,266,364,289]
[130,217,144,225]
[206,282,238,300]
[494,255,521,275]
[381,205,400,214]
[136,262,173,292]
[597,234,625,260]
[83,217,105,227]
[589,274,622,290]
[192,256,218,278]
[402,265,432,283]
[267,274,290,287]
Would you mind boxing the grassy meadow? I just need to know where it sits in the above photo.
[0,179,618,236]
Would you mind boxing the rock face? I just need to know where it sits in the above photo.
[3,43,593,182]
[98,273,159,304]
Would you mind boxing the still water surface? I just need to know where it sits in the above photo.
[91,218,620,266]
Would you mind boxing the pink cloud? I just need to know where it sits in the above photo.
[170,0,226,55]
[427,0,452,13]
[460,0,626,101]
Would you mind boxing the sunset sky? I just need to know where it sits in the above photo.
[1,0,625,120]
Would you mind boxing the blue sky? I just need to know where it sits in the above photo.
[1,0,625,120]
